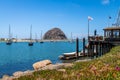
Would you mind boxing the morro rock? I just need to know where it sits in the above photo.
[43,28,67,40]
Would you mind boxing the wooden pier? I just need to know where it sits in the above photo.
[88,40,113,58]
[87,26,120,58]
[60,9,120,60]
[60,26,120,60]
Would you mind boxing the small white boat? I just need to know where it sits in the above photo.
[59,51,83,60]
[63,52,76,57]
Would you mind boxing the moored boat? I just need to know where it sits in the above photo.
[59,52,83,60]
[28,25,33,46]
[6,25,12,45]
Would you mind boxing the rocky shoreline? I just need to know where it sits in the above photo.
[1,60,73,80]
[1,59,91,80]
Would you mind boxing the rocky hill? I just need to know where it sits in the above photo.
[43,28,67,40]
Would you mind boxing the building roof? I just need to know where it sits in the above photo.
[103,26,120,30]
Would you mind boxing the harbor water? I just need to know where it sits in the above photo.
[0,41,83,77]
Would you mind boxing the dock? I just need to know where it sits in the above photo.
[59,27,120,60]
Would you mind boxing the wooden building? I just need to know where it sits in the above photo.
[104,27,120,41]
[60,9,120,60]
[103,27,120,45]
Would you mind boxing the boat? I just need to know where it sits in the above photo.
[28,25,33,46]
[6,25,12,45]
[40,30,44,43]
[40,41,44,43]
[28,42,33,46]
[35,33,38,42]
[59,52,83,60]
[69,32,75,43]
[14,35,17,43]
[63,52,76,56]
[6,40,12,45]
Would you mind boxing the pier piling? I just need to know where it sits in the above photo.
[76,38,79,57]
[83,38,85,56]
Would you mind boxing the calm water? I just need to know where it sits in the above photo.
[0,41,83,77]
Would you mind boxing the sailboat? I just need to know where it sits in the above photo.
[14,35,17,43]
[28,25,33,46]
[69,32,74,43]
[6,25,12,45]
[40,30,44,43]
[35,33,38,42]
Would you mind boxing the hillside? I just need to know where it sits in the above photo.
[13,46,120,80]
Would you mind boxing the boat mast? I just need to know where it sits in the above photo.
[9,24,11,40]
[71,32,73,41]
[41,30,42,41]
[28,25,33,46]
[35,33,37,41]
[30,25,32,40]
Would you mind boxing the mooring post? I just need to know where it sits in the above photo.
[76,37,79,57]
[99,42,102,56]
[94,29,97,36]
[91,42,94,58]
[83,38,85,56]
[96,42,98,57]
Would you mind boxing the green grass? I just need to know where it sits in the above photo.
[14,46,120,80]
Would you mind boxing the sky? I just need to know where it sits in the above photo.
[0,0,120,39]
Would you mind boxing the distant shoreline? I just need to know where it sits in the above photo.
[0,39,79,42]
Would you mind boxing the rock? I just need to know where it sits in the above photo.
[3,70,34,80]
[2,75,15,80]
[75,59,91,62]
[43,28,67,40]
[23,70,34,76]
[62,63,73,68]
[13,71,24,77]
[41,63,73,70]
[57,69,66,72]
[2,75,10,80]
[41,64,64,70]
[33,60,52,70]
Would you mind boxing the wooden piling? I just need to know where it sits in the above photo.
[76,38,79,57]
[83,38,85,56]
[94,30,97,36]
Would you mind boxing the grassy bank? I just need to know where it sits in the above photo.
[14,46,120,80]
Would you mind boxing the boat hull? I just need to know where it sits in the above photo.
[28,42,33,46]
[6,42,12,45]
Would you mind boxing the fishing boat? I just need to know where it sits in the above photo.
[28,25,33,46]
[6,25,12,45]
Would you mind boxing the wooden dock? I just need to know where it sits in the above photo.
[59,37,114,60]
[88,40,113,58]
